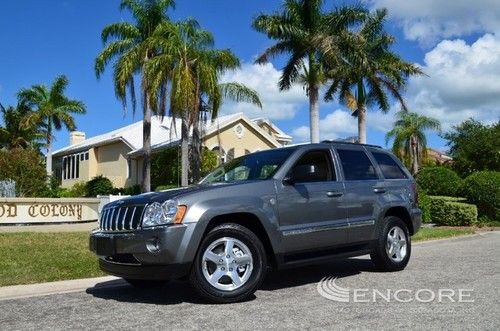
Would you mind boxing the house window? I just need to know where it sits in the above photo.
[62,152,83,180]
[85,152,89,160]
[227,148,235,162]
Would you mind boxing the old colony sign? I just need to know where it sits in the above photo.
[0,198,99,224]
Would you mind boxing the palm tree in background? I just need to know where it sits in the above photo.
[145,18,262,185]
[95,0,175,192]
[385,111,441,174]
[17,75,86,176]
[324,9,423,144]
[253,0,366,143]
[0,102,45,150]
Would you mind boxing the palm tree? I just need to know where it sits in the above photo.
[324,9,423,144]
[17,75,86,176]
[253,0,366,143]
[95,0,175,192]
[145,19,262,185]
[385,111,441,174]
[0,102,45,150]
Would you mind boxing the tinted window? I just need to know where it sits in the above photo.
[200,148,295,184]
[337,149,378,180]
[372,152,407,179]
[292,150,334,183]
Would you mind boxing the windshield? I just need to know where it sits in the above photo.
[200,148,295,184]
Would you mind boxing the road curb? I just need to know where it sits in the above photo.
[0,276,122,301]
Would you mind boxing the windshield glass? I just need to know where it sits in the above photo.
[200,148,295,184]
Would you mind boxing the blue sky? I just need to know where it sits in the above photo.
[1,0,499,152]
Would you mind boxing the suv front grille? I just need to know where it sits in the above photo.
[99,205,144,232]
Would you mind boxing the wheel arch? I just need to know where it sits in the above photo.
[384,206,414,235]
[203,212,278,269]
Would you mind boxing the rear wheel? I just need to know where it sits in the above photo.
[370,216,411,271]
[189,223,267,303]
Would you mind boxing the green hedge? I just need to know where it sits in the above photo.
[416,167,463,196]
[429,196,478,226]
[459,171,500,221]
[417,186,432,223]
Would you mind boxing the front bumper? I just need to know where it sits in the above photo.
[89,224,193,280]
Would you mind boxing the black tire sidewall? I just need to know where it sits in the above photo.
[190,223,267,302]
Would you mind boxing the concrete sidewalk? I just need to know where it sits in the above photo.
[0,276,122,301]
[0,222,97,233]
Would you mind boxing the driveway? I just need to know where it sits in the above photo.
[1,232,499,330]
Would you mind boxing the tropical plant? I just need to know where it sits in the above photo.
[145,18,261,184]
[0,148,48,197]
[95,0,175,192]
[443,119,500,177]
[324,9,423,144]
[385,111,440,173]
[0,102,44,150]
[17,75,86,176]
[253,0,366,143]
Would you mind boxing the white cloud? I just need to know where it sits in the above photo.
[292,109,358,142]
[220,63,307,120]
[405,33,500,130]
[370,0,500,45]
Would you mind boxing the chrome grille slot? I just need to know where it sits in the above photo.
[99,205,144,232]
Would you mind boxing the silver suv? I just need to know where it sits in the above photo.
[90,142,422,303]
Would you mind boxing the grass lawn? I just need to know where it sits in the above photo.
[412,227,475,242]
[0,227,478,287]
[0,232,104,287]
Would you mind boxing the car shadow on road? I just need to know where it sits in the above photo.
[86,257,377,305]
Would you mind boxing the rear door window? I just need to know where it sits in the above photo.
[371,152,408,179]
[336,149,378,180]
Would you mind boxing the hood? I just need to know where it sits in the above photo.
[105,183,235,207]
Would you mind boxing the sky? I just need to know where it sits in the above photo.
[0,0,499,152]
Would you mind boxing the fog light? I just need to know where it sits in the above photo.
[146,237,161,254]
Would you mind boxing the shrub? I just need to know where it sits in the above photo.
[459,171,500,220]
[417,186,432,223]
[0,148,48,197]
[429,196,478,226]
[85,175,114,197]
[112,185,142,196]
[416,167,462,196]
[58,181,87,197]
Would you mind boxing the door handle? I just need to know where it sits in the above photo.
[326,191,343,197]
[373,187,386,194]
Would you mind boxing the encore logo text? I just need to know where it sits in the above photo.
[317,277,474,303]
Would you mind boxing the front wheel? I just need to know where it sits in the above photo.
[189,223,267,303]
[370,216,411,271]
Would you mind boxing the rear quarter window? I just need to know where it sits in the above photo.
[336,149,378,180]
[371,152,408,179]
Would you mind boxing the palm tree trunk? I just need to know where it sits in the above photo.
[142,103,152,192]
[181,111,189,187]
[411,135,419,174]
[46,126,52,178]
[357,105,367,144]
[191,88,202,183]
[309,83,320,143]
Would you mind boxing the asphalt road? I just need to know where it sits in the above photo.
[1,232,499,330]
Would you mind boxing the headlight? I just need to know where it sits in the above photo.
[142,200,187,227]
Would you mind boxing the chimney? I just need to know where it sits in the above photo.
[70,131,85,145]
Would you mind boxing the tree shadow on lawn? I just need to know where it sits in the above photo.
[86,257,377,305]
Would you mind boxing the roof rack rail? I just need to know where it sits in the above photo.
[320,140,382,149]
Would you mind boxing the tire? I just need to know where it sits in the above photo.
[370,216,411,271]
[189,223,267,303]
[124,279,168,288]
